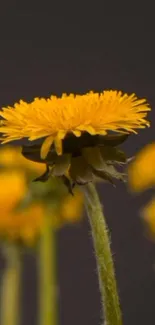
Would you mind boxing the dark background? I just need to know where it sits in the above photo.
[0,2,155,324]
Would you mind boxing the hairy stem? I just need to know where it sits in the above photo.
[84,183,122,325]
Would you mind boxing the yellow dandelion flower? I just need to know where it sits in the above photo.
[0,91,150,188]
[128,143,155,192]
[0,91,150,156]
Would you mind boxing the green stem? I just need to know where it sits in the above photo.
[84,183,122,325]
[0,243,21,325]
[38,217,57,325]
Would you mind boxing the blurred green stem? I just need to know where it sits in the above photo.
[85,183,122,325]
[0,243,21,325]
[38,217,57,325]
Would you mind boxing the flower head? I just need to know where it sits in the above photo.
[0,91,150,188]
[0,91,150,157]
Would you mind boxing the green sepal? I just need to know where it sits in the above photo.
[33,164,51,182]
[93,164,126,185]
[22,144,57,164]
[51,154,71,176]
[82,147,104,170]
[69,156,93,184]
[93,169,116,186]
[99,146,126,164]
[97,133,129,147]
[61,175,74,195]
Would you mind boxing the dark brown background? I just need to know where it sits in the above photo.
[0,2,155,324]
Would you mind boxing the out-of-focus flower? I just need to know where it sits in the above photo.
[44,187,84,229]
[0,171,27,213]
[0,147,84,245]
[0,145,46,180]
[0,91,150,189]
[128,142,155,192]
[58,188,83,224]
[142,198,155,235]
[0,171,43,245]
[0,202,44,245]
[128,143,155,236]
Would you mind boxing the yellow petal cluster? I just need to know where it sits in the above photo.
[0,91,150,159]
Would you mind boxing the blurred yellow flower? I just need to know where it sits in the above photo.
[128,143,155,236]
[142,198,155,235]
[0,159,84,244]
[0,203,44,245]
[0,91,150,159]
[0,171,43,244]
[59,189,83,224]
[0,171,27,213]
[0,145,46,179]
[45,188,84,229]
[128,142,155,192]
